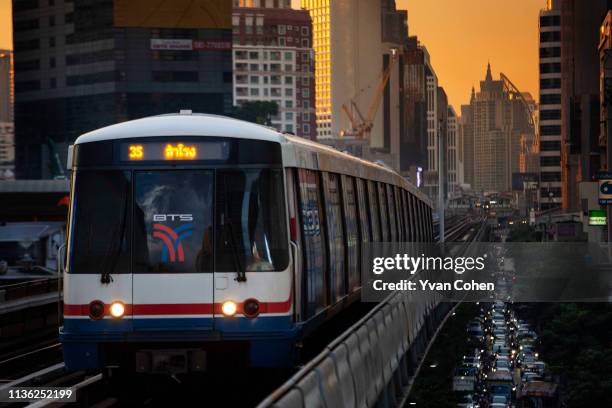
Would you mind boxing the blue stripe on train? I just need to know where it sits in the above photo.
[61,314,296,339]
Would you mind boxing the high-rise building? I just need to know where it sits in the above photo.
[300,0,405,169]
[0,122,14,180]
[460,89,475,188]
[538,0,562,209]
[463,64,536,193]
[0,50,12,123]
[447,105,463,195]
[559,0,611,211]
[232,2,315,138]
[402,36,428,183]
[0,50,14,180]
[423,49,442,199]
[13,0,233,179]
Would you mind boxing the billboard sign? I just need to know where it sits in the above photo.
[150,39,193,51]
[150,39,231,51]
[115,0,232,29]
[598,172,612,205]
[588,209,607,226]
[193,40,232,51]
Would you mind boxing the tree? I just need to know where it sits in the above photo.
[231,101,279,126]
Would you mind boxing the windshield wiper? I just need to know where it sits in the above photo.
[222,216,246,282]
[101,188,129,284]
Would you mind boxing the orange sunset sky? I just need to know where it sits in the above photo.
[0,0,543,109]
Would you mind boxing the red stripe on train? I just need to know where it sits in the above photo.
[64,298,292,317]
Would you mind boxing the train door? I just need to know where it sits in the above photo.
[132,170,215,331]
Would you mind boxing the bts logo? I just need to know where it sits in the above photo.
[153,214,194,222]
[152,223,194,263]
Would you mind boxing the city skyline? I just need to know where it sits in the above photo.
[294,0,541,109]
[1,0,542,110]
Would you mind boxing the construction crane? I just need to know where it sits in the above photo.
[500,72,539,173]
[341,48,400,139]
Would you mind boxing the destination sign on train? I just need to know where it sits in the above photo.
[120,141,229,162]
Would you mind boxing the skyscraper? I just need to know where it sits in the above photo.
[13,0,233,179]
[300,0,404,165]
[447,105,463,195]
[463,64,536,193]
[559,0,611,211]
[0,50,12,123]
[539,0,562,209]
[460,88,475,188]
[232,1,316,138]
[402,36,428,182]
[0,50,13,179]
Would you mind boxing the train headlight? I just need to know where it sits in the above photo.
[222,301,237,317]
[110,301,125,319]
[89,300,105,320]
[243,299,260,318]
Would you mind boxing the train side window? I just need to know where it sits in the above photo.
[398,188,406,242]
[395,186,405,242]
[355,178,371,244]
[297,168,327,317]
[427,206,434,241]
[406,191,414,242]
[404,190,412,242]
[418,201,425,242]
[386,184,397,242]
[322,172,346,301]
[413,195,421,242]
[340,175,359,293]
[367,180,382,242]
[377,183,389,242]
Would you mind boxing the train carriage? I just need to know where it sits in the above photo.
[60,112,433,373]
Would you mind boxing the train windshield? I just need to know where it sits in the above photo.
[215,169,288,272]
[69,168,288,274]
[133,171,214,273]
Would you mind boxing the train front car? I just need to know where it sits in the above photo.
[60,114,295,374]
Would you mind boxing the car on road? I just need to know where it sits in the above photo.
[491,394,508,405]
[456,393,475,408]
[495,359,510,370]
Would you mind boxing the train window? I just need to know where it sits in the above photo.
[418,201,425,242]
[395,186,404,241]
[322,172,346,301]
[386,184,397,242]
[377,183,390,242]
[341,175,359,292]
[406,193,414,241]
[411,194,419,242]
[297,169,327,316]
[69,170,131,274]
[397,188,406,241]
[367,180,381,242]
[215,169,289,272]
[133,171,214,273]
[427,206,434,241]
[355,179,371,243]
[404,191,414,242]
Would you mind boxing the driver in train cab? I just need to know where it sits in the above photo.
[246,241,274,272]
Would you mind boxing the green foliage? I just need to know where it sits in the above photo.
[520,303,612,407]
[231,101,279,126]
